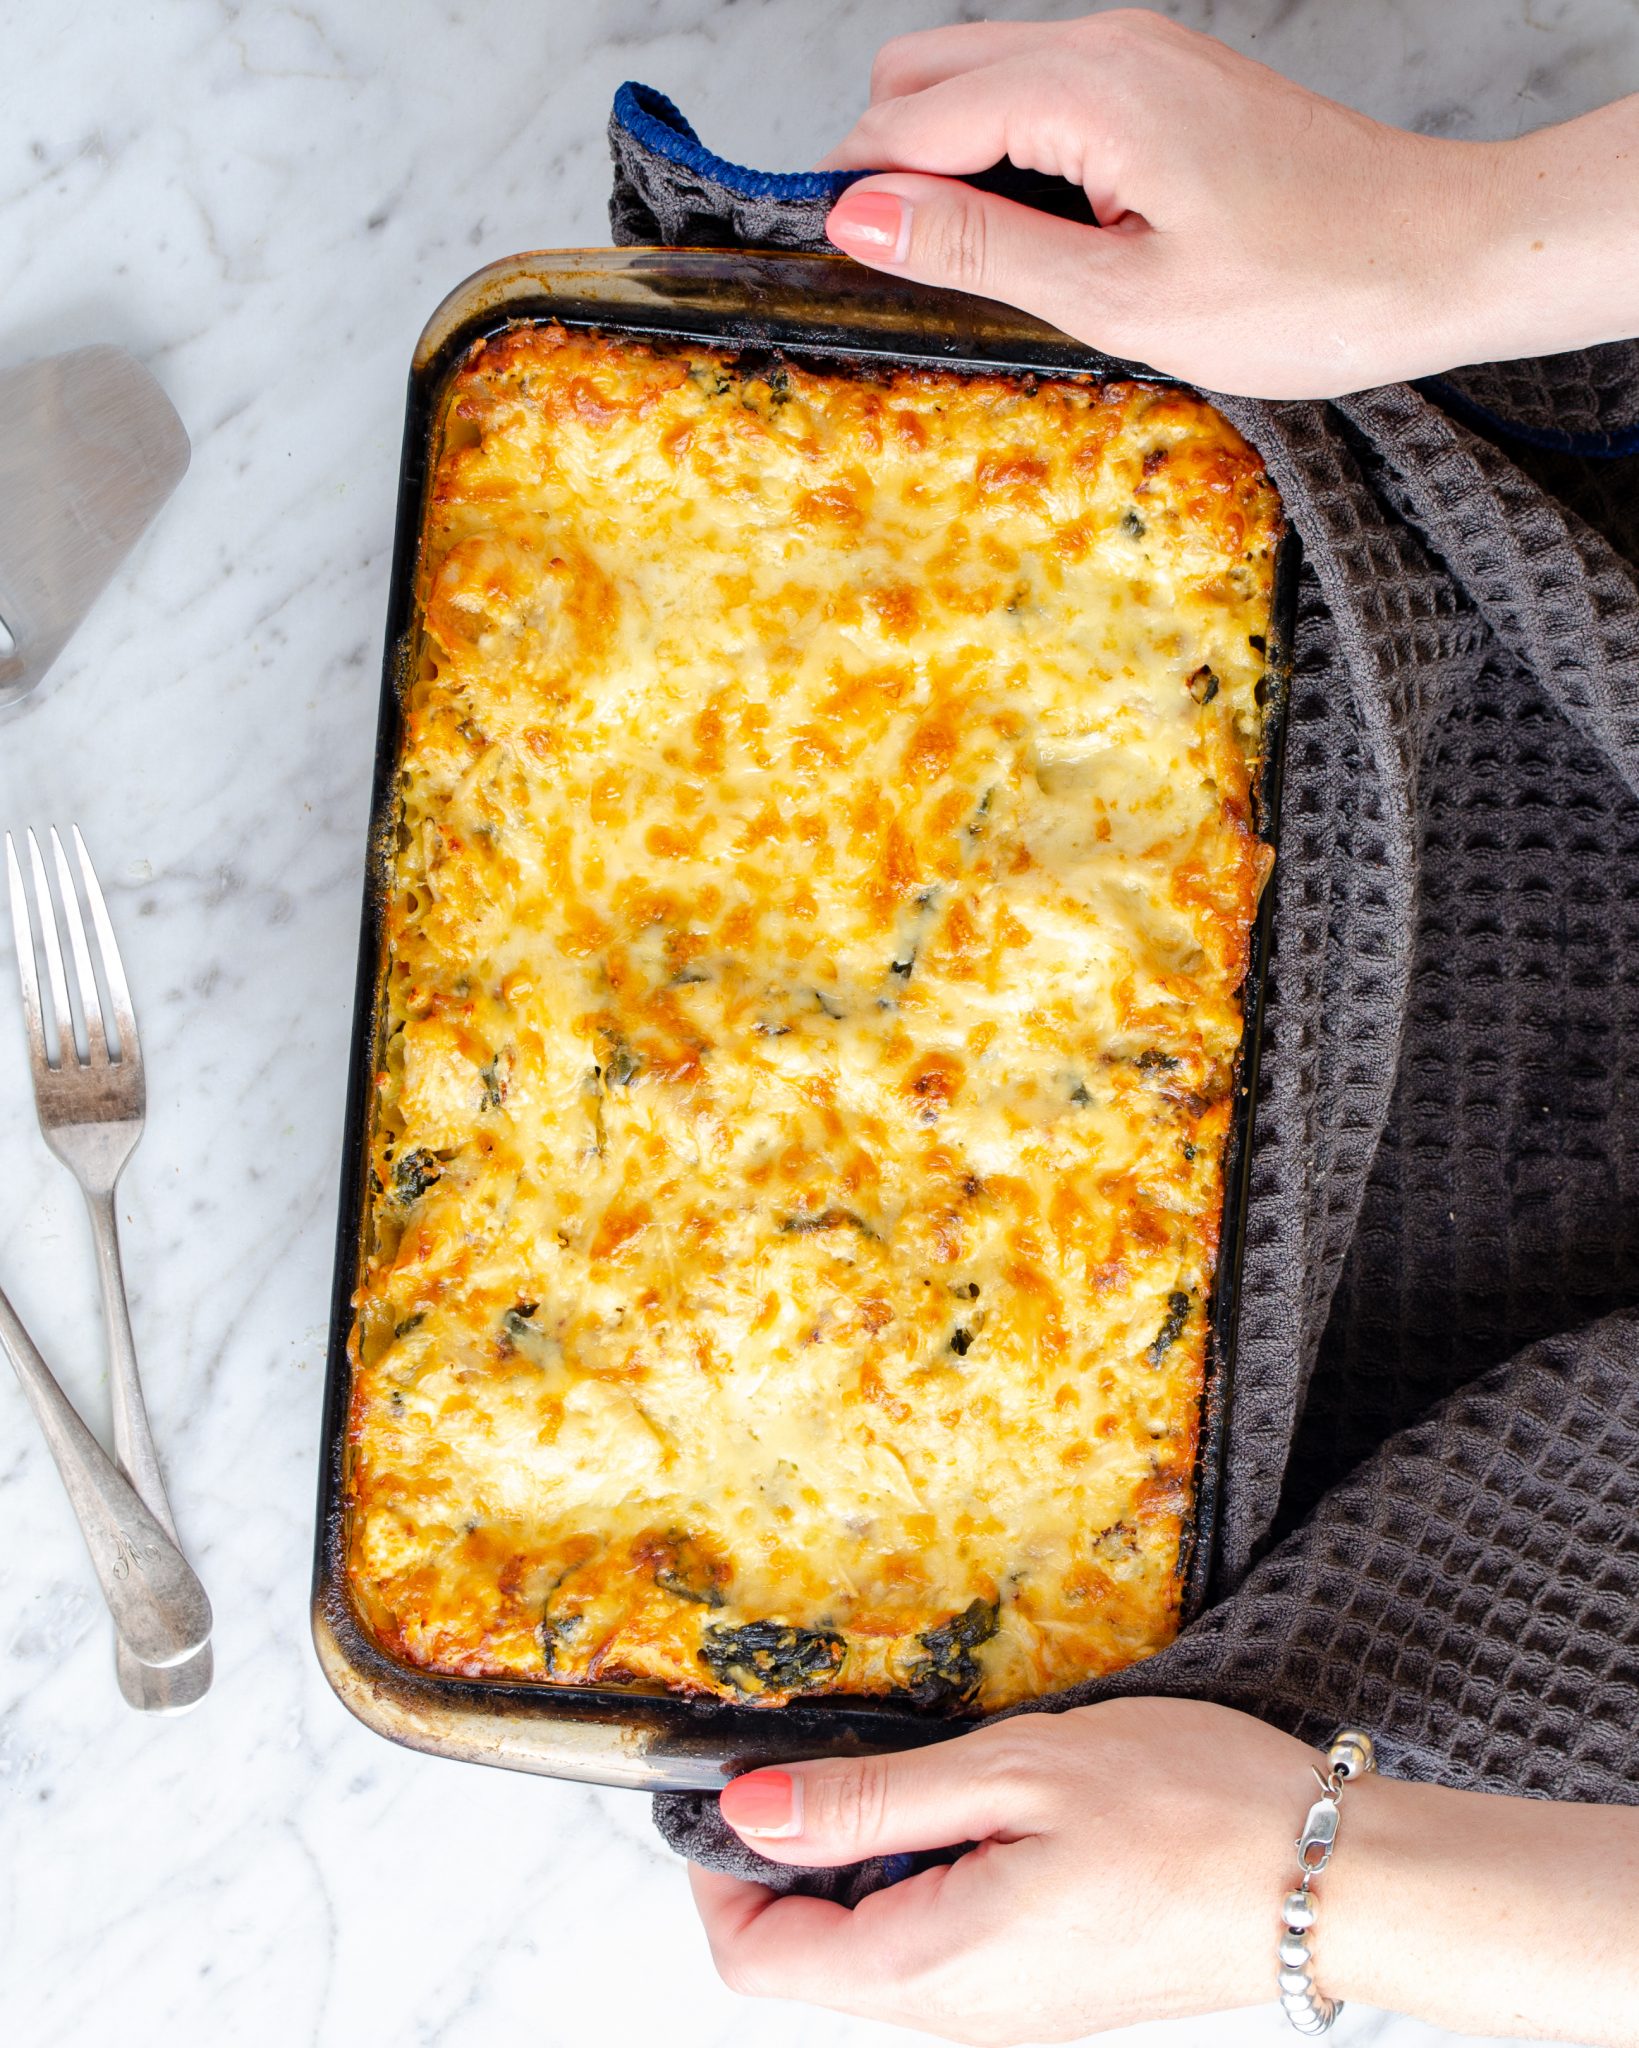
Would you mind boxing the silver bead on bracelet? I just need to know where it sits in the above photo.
[1277,1728,1376,2035]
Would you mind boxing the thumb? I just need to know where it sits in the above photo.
[823,171,1134,348]
[719,1722,1055,1867]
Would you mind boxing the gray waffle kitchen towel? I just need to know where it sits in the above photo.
[608,89,1639,1897]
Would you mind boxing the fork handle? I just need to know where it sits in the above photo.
[0,1281,212,1667]
[88,1186,177,1536]
[87,1186,214,1708]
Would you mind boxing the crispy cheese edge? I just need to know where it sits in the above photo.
[344,325,1282,1712]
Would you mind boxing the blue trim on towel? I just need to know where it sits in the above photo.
[1420,375,1639,459]
[876,1854,918,1887]
[613,82,870,205]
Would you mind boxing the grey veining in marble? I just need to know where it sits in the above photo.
[0,4,1633,2044]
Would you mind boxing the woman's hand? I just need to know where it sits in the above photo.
[692,1697,1322,2041]
[819,11,1639,398]
[689,1694,1639,2045]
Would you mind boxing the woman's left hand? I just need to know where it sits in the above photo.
[689,1697,1325,2042]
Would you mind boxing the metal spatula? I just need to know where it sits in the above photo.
[0,345,189,710]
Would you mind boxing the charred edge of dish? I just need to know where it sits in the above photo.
[662,337,1124,408]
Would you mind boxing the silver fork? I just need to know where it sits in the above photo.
[6,826,213,1710]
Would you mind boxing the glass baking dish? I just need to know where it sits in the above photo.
[311,247,1299,1791]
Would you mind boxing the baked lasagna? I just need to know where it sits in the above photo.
[345,324,1282,1713]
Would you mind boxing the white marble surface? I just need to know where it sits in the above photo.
[0,3,1631,2043]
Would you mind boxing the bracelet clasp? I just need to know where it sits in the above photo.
[1277,1731,1377,2036]
[1295,1793,1340,1875]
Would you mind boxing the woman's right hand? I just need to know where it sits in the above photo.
[818,11,1639,399]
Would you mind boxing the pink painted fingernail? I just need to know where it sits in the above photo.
[826,190,912,264]
[721,1768,804,1838]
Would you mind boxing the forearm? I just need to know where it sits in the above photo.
[1451,95,1639,372]
[820,16,1639,397]
[1324,1772,1639,2043]
[695,1699,1639,2043]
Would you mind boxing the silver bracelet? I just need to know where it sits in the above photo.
[1277,1728,1377,2035]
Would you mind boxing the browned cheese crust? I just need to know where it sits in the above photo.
[345,324,1283,1711]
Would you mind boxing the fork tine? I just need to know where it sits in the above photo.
[49,827,108,1063]
[70,826,137,1064]
[25,829,75,1068]
[5,833,52,1074]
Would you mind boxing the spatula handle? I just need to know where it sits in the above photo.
[0,1281,212,1667]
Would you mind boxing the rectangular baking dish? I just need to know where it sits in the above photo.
[312,246,1299,1791]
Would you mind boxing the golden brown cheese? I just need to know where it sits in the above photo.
[345,324,1282,1713]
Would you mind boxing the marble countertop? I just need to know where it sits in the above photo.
[1,3,1630,2043]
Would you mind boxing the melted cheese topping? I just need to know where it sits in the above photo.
[346,325,1282,1713]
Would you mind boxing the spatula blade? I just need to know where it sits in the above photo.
[0,345,189,710]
